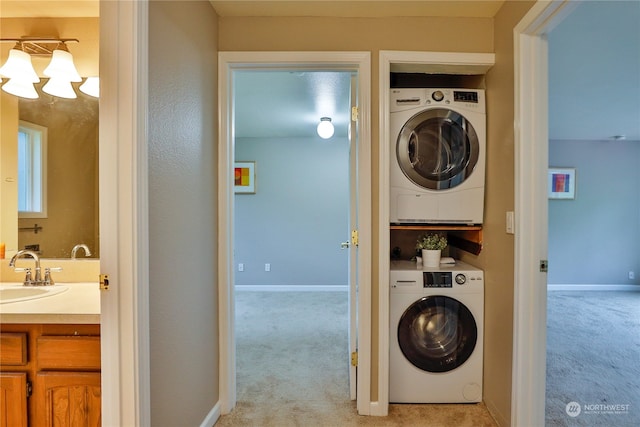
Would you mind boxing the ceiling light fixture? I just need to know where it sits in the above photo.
[317,117,335,139]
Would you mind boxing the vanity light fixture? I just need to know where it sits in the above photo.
[79,76,99,98]
[317,117,335,139]
[0,42,40,98]
[43,43,82,83]
[0,37,88,99]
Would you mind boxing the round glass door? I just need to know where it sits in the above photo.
[396,108,479,190]
[397,296,477,373]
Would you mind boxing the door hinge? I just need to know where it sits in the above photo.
[540,260,548,273]
[26,380,32,398]
[351,351,358,367]
[99,273,110,290]
[351,230,359,247]
[351,106,359,122]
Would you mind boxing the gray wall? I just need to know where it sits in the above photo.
[235,136,349,287]
[148,1,219,425]
[548,139,640,286]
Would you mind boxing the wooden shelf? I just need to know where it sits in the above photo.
[390,224,483,255]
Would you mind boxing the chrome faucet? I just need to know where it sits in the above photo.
[9,250,43,285]
[71,243,92,259]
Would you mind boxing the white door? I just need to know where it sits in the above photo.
[347,72,358,400]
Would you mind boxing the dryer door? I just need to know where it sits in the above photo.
[396,108,479,190]
[397,295,477,373]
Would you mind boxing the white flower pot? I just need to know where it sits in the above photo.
[422,249,441,268]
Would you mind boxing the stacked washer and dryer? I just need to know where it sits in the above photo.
[389,88,486,404]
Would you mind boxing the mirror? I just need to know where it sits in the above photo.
[17,86,99,258]
[0,15,100,260]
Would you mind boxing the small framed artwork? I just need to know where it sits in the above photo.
[548,168,576,200]
[234,161,256,194]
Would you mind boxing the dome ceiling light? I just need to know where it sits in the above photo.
[317,117,335,139]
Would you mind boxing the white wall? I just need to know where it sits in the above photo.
[148,1,219,424]
[235,136,349,288]
[548,140,640,286]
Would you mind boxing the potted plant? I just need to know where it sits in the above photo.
[416,233,447,267]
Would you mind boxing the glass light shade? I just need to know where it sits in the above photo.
[42,77,77,99]
[43,49,82,82]
[79,77,99,97]
[0,48,40,82]
[1,77,38,99]
[317,117,335,139]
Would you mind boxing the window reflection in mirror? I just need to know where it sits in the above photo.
[18,120,48,218]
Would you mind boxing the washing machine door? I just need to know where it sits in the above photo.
[397,295,477,373]
[396,108,479,190]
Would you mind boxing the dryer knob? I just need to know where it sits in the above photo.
[432,90,445,102]
[455,274,467,285]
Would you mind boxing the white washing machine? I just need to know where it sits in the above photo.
[390,88,486,224]
[389,260,484,403]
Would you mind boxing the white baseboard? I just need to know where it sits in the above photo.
[199,402,221,427]
[235,285,348,292]
[484,397,508,427]
[548,284,640,291]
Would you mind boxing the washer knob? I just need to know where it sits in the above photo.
[432,90,445,102]
[455,274,467,285]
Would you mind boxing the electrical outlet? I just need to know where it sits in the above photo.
[238,263,244,272]
[265,263,271,272]
[629,271,635,280]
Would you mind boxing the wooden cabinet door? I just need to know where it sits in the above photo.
[0,372,28,427]
[34,372,101,427]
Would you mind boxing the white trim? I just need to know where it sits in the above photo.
[100,0,150,426]
[512,2,574,426]
[235,285,348,292]
[199,402,221,427]
[377,50,496,418]
[218,51,372,416]
[548,284,640,292]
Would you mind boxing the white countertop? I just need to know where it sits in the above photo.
[0,282,100,324]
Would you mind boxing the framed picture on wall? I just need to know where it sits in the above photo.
[548,167,575,199]
[234,161,256,194]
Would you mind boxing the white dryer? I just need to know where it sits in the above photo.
[389,260,484,403]
[390,88,486,224]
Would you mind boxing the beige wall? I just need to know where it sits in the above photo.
[479,1,537,425]
[148,1,220,424]
[0,92,19,255]
[219,6,533,424]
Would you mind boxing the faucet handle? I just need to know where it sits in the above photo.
[43,267,62,286]
[14,268,33,286]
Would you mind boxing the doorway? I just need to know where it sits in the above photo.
[217,51,372,415]
[231,69,353,414]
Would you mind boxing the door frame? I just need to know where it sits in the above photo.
[100,0,150,426]
[512,1,575,425]
[217,51,372,415]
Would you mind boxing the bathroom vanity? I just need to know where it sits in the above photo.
[0,282,100,426]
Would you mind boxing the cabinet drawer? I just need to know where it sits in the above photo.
[0,333,28,366]
[37,336,100,370]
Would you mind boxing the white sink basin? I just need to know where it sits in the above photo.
[0,285,69,304]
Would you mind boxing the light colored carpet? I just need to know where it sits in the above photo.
[216,291,497,427]
[546,291,640,426]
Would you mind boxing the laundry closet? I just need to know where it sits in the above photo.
[382,52,494,405]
